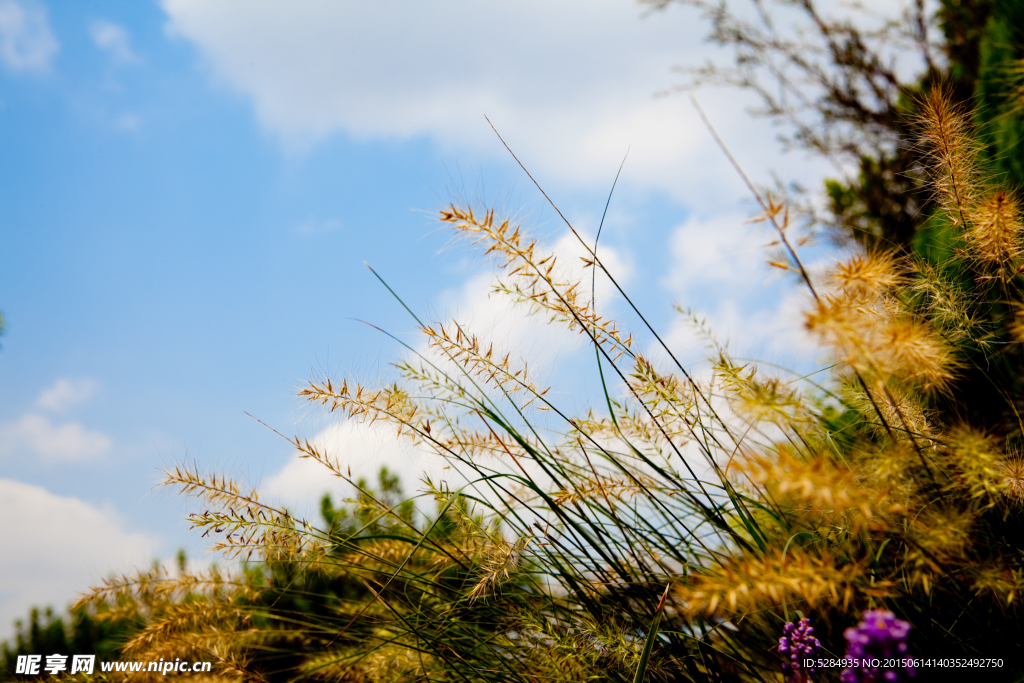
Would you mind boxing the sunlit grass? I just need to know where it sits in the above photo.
[76,91,1024,682]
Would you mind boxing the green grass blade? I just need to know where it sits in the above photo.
[632,584,670,683]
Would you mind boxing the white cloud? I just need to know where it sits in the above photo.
[89,19,139,65]
[663,213,768,296]
[35,377,98,413]
[0,379,111,462]
[263,420,445,516]
[0,479,158,641]
[666,293,819,368]
[660,214,821,370]
[159,0,845,208]
[0,0,57,73]
[0,414,111,462]
[155,0,912,369]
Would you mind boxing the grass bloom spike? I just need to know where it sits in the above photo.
[916,89,983,229]
[438,203,633,355]
[833,250,905,299]
[968,190,1023,267]
[1001,457,1024,505]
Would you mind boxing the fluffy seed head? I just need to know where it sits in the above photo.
[967,190,1023,265]
[1000,458,1024,505]
[833,250,904,299]
[916,89,982,225]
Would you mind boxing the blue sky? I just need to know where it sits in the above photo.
[0,0,873,635]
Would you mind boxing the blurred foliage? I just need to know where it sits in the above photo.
[0,603,140,680]
[650,0,1024,252]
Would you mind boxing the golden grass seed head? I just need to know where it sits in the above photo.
[967,190,1024,265]
[943,427,1008,503]
[915,89,984,224]
[999,457,1024,505]
[832,250,904,298]
[675,549,884,617]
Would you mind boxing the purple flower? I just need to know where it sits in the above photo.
[778,618,821,683]
[840,610,915,683]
